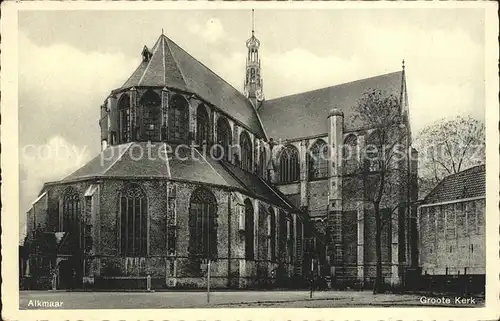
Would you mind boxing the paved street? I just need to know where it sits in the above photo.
[20,290,483,309]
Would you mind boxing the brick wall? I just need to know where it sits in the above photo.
[419,198,485,276]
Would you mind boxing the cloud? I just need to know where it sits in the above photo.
[19,31,138,148]
[187,18,225,44]
[19,135,92,242]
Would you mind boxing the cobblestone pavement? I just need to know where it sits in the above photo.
[19,290,483,309]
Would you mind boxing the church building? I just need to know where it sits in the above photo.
[23,23,418,290]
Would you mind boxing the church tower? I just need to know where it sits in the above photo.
[244,9,264,107]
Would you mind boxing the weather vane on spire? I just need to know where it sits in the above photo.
[252,9,255,36]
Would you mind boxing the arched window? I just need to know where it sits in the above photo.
[278,210,287,260]
[308,139,328,180]
[120,184,147,256]
[140,90,161,142]
[240,131,253,172]
[244,199,254,260]
[258,146,266,177]
[343,134,359,174]
[196,104,210,146]
[279,145,300,183]
[365,130,382,172]
[188,188,217,259]
[118,94,131,144]
[215,117,232,161]
[168,94,189,142]
[269,207,276,262]
[62,187,80,234]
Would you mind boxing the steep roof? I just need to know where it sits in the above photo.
[220,162,296,211]
[258,71,405,140]
[118,35,265,138]
[423,165,485,204]
[62,143,238,187]
[59,143,295,210]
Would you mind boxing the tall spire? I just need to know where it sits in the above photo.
[244,9,264,105]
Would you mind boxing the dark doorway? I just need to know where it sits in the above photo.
[58,260,76,289]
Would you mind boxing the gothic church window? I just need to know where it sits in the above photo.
[120,184,147,256]
[244,199,254,260]
[62,187,80,234]
[279,145,300,183]
[196,104,210,146]
[365,130,382,172]
[343,134,359,174]
[140,89,161,142]
[188,188,217,260]
[258,146,266,177]
[118,94,131,144]
[308,139,328,180]
[215,117,232,161]
[240,131,253,172]
[168,94,189,143]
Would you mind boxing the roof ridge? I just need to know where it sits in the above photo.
[192,148,232,186]
[164,36,250,104]
[162,35,188,89]
[218,161,253,195]
[423,163,485,203]
[164,35,265,138]
[138,37,163,85]
[120,61,147,89]
[102,142,133,175]
[265,70,403,103]
[445,164,485,179]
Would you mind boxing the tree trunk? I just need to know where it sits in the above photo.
[373,203,383,294]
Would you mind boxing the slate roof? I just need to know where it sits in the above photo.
[118,34,265,138]
[220,162,296,211]
[423,165,485,204]
[258,71,405,140]
[60,143,295,210]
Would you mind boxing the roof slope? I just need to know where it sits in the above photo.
[220,161,296,211]
[63,143,237,188]
[258,71,404,140]
[423,164,485,204]
[119,35,265,138]
[60,143,295,209]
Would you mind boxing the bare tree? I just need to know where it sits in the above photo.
[347,89,411,294]
[415,116,485,198]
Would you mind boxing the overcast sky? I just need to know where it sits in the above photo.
[18,9,485,239]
